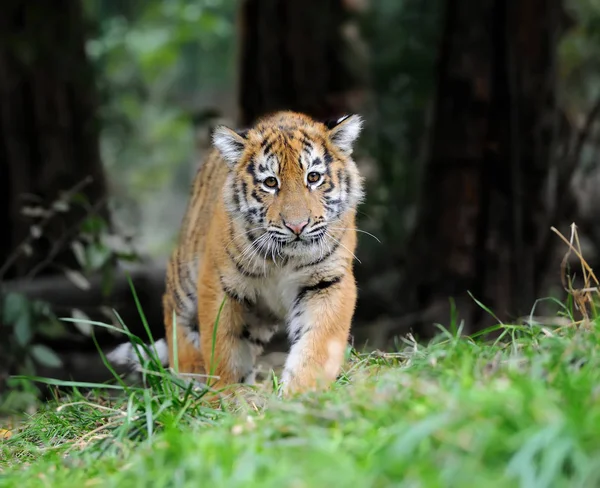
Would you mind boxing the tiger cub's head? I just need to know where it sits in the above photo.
[213,111,364,261]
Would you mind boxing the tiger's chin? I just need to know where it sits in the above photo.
[276,236,329,262]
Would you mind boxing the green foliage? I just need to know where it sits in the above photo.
[0,293,63,413]
[0,188,139,414]
[560,0,600,111]
[2,293,63,369]
[3,306,600,485]
[85,0,237,255]
[0,240,594,485]
[360,0,442,247]
[559,0,600,177]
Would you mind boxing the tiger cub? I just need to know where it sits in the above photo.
[110,111,364,396]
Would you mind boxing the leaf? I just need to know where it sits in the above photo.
[14,312,32,347]
[70,241,87,268]
[52,200,69,212]
[80,215,107,235]
[21,206,48,218]
[101,266,115,297]
[2,292,29,324]
[11,375,124,390]
[23,356,36,375]
[86,242,111,271]
[30,345,62,367]
[64,269,91,290]
[32,299,53,318]
[29,225,42,239]
[21,243,33,256]
[36,317,67,339]
[71,309,93,336]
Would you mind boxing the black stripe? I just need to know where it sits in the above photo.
[227,220,236,244]
[241,325,267,347]
[173,288,187,311]
[175,263,196,307]
[240,370,254,384]
[226,249,264,278]
[260,134,272,147]
[251,189,264,203]
[295,276,342,306]
[246,159,256,178]
[232,187,240,209]
[294,238,341,270]
[289,328,302,346]
[343,173,351,194]
[229,140,245,152]
[323,182,335,194]
[220,278,251,306]
[302,138,314,152]
[261,137,275,155]
[241,181,249,203]
[299,128,324,147]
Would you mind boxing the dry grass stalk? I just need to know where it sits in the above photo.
[551,223,600,328]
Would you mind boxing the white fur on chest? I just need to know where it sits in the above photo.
[253,266,308,319]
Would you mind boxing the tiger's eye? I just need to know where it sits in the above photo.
[264,176,278,188]
[307,172,321,184]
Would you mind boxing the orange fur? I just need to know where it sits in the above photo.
[163,111,364,396]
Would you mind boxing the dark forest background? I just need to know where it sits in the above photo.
[2,0,600,411]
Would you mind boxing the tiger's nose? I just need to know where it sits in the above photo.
[283,219,309,236]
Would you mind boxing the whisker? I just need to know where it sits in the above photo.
[239,233,269,262]
[318,236,325,262]
[323,233,332,257]
[237,234,263,259]
[224,225,267,250]
[327,227,381,243]
[324,231,362,264]
[271,238,280,266]
[244,233,271,264]
[260,237,272,275]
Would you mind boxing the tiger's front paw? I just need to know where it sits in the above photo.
[280,337,347,397]
[280,375,312,398]
[279,367,332,398]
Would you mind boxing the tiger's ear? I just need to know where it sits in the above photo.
[326,114,363,155]
[212,126,248,167]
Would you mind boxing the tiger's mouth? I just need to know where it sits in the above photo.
[273,227,326,245]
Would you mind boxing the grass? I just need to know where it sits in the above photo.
[1,228,600,487]
[2,317,600,487]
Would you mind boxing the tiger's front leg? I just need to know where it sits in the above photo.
[197,284,257,390]
[281,275,357,396]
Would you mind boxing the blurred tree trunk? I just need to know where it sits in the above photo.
[0,0,109,393]
[0,0,108,281]
[237,0,367,349]
[405,0,560,335]
[238,0,365,125]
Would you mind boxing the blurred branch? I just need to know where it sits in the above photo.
[535,97,600,289]
[570,97,600,170]
[3,264,166,349]
[0,177,93,281]
[25,196,108,280]
[552,96,600,214]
